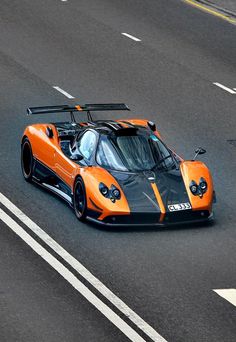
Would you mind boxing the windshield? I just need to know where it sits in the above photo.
[96,132,176,172]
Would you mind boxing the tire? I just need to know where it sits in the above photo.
[21,138,34,182]
[73,177,87,221]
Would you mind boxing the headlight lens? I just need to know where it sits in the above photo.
[191,185,198,193]
[199,177,207,192]
[99,183,109,196]
[112,188,120,199]
[190,181,198,195]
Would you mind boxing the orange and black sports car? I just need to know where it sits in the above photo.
[21,103,215,226]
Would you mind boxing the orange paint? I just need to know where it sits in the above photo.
[119,119,161,138]
[75,105,82,111]
[81,167,130,220]
[180,161,213,212]
[151,183,166,222]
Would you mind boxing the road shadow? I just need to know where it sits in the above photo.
[87,218,216,234]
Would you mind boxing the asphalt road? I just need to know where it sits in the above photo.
[0,0,236,341]
[202,0,236,14]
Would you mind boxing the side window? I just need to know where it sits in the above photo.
[78,131,97,159]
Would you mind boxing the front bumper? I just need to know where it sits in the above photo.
[86,211,214,227]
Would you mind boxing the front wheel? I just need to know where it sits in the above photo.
[21,138,34,182]
[73,177,87,221]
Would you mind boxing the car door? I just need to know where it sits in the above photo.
[54,129,97,189]
[31,124,57,172]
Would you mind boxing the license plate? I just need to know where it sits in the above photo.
[168,203,191,212]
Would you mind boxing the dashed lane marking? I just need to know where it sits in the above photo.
[0,193,167,342]
[53,86,75,99]
[213,82,236,94]
[213,289,236,307]
[121,33,141,42]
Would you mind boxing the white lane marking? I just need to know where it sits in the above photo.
[0,193,166,342]
[213,83,236,94]
[213,289,236,307]
[0,208,145,342]
[121,33,141,42]
[53,86,75,99]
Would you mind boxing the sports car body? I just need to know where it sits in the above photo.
[21,103,215,226]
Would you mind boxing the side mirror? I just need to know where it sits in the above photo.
[147,121,156,132]
[192,147,206,161]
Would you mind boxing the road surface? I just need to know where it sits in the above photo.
[0,1,236,341]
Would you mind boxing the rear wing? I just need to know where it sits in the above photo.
[27,103,130,123]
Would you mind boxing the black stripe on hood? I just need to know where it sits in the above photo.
[109,170,161,213]
[154,168,190,212]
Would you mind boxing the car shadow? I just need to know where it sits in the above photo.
[87,218,216,233]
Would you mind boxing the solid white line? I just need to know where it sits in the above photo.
[53,86,75,99]
[121,33,141,42]
[0,192,166,342]
[213,289,236,307]
[0,208,145,342]
[213,83,236,94]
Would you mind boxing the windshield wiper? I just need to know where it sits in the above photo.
[151,155,175,171]
[157,155,172,164]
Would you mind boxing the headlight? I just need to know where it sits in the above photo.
[112,188,121,199]
[99,183,121,201]
[190,181,198,195]
[199,177,207,192]
[190,178,208,197]
[99,183,109,197]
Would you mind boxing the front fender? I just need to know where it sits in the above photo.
[80,167,130,220]
[180,161,214,212]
